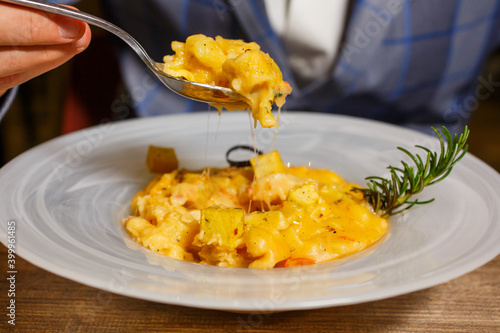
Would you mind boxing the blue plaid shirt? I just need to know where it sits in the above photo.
[2,0,499,135]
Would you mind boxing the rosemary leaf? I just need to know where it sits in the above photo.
[354,126,469,217]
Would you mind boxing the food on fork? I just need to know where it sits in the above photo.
[161,34,292,128]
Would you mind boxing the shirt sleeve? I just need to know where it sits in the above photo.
[0,87,19,123]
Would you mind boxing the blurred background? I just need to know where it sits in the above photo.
[0,0,499,172]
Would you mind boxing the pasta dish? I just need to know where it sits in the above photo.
[123,148,388,269]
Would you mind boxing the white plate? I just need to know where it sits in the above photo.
[1,112,499,312]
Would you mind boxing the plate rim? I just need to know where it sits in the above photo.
[1,111,499,311]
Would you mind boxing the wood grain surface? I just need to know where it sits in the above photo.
[2,92,500,333]
[2,100,500,332]
[1,243,498,332]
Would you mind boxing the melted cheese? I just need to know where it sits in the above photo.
[123,151,388,269]
[161,34,292,128]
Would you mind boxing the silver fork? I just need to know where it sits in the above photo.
[1,0,245,105]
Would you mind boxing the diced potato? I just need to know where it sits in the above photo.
[146,145,179,174]
[250,151,286,179]
[244,210,289,232]
[288,183,319,205]
[196,207,244,250]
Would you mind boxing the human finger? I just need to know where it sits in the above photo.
[0,23,91,92]
[0,3,88,46]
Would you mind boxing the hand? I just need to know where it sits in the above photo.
[0,3,91,97]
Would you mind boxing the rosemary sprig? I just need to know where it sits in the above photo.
[355,126,470,217]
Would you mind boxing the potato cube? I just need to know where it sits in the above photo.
[250,151,286,179]
[146,146,179,174]
[196,207,244,250]
[288,183,319,205]
[244,210,289,232]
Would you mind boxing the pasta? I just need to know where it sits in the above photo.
[161,34,292,128]
[123,150,388,269]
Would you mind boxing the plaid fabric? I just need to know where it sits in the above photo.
[4,0,499,134]
[102,0,499,134]
[331,0,500,134]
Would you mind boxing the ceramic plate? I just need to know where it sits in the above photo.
[1,112,499,312]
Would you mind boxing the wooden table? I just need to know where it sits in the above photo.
[2,93,499,332]
[1,243,498,332]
